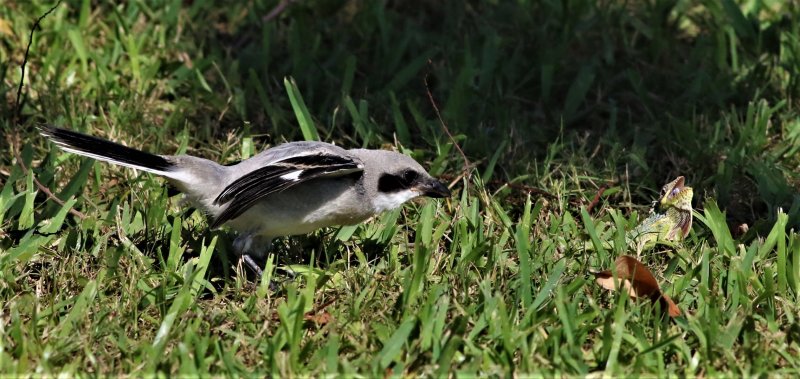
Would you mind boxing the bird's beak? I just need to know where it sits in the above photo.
[415,178,451,198]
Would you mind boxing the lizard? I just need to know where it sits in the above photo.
[584,176,693,255]
[626,176,693,254]
[586,177,692,316]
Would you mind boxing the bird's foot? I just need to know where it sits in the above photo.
[241,254,265,277]
[233,234,273,283]
[239,253,282,292]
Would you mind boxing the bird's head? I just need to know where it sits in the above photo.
[352,149,451,213]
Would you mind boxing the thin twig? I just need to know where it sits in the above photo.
[502,182,558,200]
[310,296,337,314]
[10,1,85,220]
[438,173,557,200]
[13,1,61,125]
[424,62,471,173]
[15,148,87,219]
[262,0,295,22]
[585,184,608,214]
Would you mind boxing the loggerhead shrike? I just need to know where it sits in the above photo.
[39,125,451,275]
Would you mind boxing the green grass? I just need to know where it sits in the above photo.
[2,0,800,375]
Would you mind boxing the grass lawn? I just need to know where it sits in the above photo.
[2,0,800,376]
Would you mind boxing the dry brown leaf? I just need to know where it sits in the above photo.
[593,255,682,317]
[660,294,682,318]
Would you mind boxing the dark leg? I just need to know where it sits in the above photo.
[241,253,280,291]
[241,254,264,277]
[232,233,272,279]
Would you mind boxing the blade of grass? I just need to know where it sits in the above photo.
[375,317,416,371]
[56,275,100,339]
[37,197,77,234]
[284,76,320,141]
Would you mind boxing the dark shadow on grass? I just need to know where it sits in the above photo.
[128,212,398,294]
[173,1,800,230]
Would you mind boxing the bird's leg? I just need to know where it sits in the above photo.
[232,233,272,278]
[241,255,264,277]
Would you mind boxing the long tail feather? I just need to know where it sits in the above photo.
[39,124,176,177]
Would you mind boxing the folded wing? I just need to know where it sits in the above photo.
[210,153,363,228]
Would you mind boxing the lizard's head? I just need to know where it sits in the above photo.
[658,176,693,212]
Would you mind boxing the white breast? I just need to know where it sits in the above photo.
[370,189,420,213]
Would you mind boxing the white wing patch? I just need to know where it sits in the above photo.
[280,170,303,181]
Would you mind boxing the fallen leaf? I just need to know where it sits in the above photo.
[593,255,681,317]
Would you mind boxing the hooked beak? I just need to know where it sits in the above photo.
[415,178,451,198]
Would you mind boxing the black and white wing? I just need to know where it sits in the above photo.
[210,153,363,228]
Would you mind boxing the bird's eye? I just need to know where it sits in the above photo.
[402,170,418,184]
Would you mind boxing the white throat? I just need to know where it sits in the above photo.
[372,190,420,213]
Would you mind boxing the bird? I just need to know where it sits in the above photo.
[39,125,451,275]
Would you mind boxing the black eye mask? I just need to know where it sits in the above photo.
[378,170,418,193]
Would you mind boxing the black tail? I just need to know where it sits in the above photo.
[38,124,175,175]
